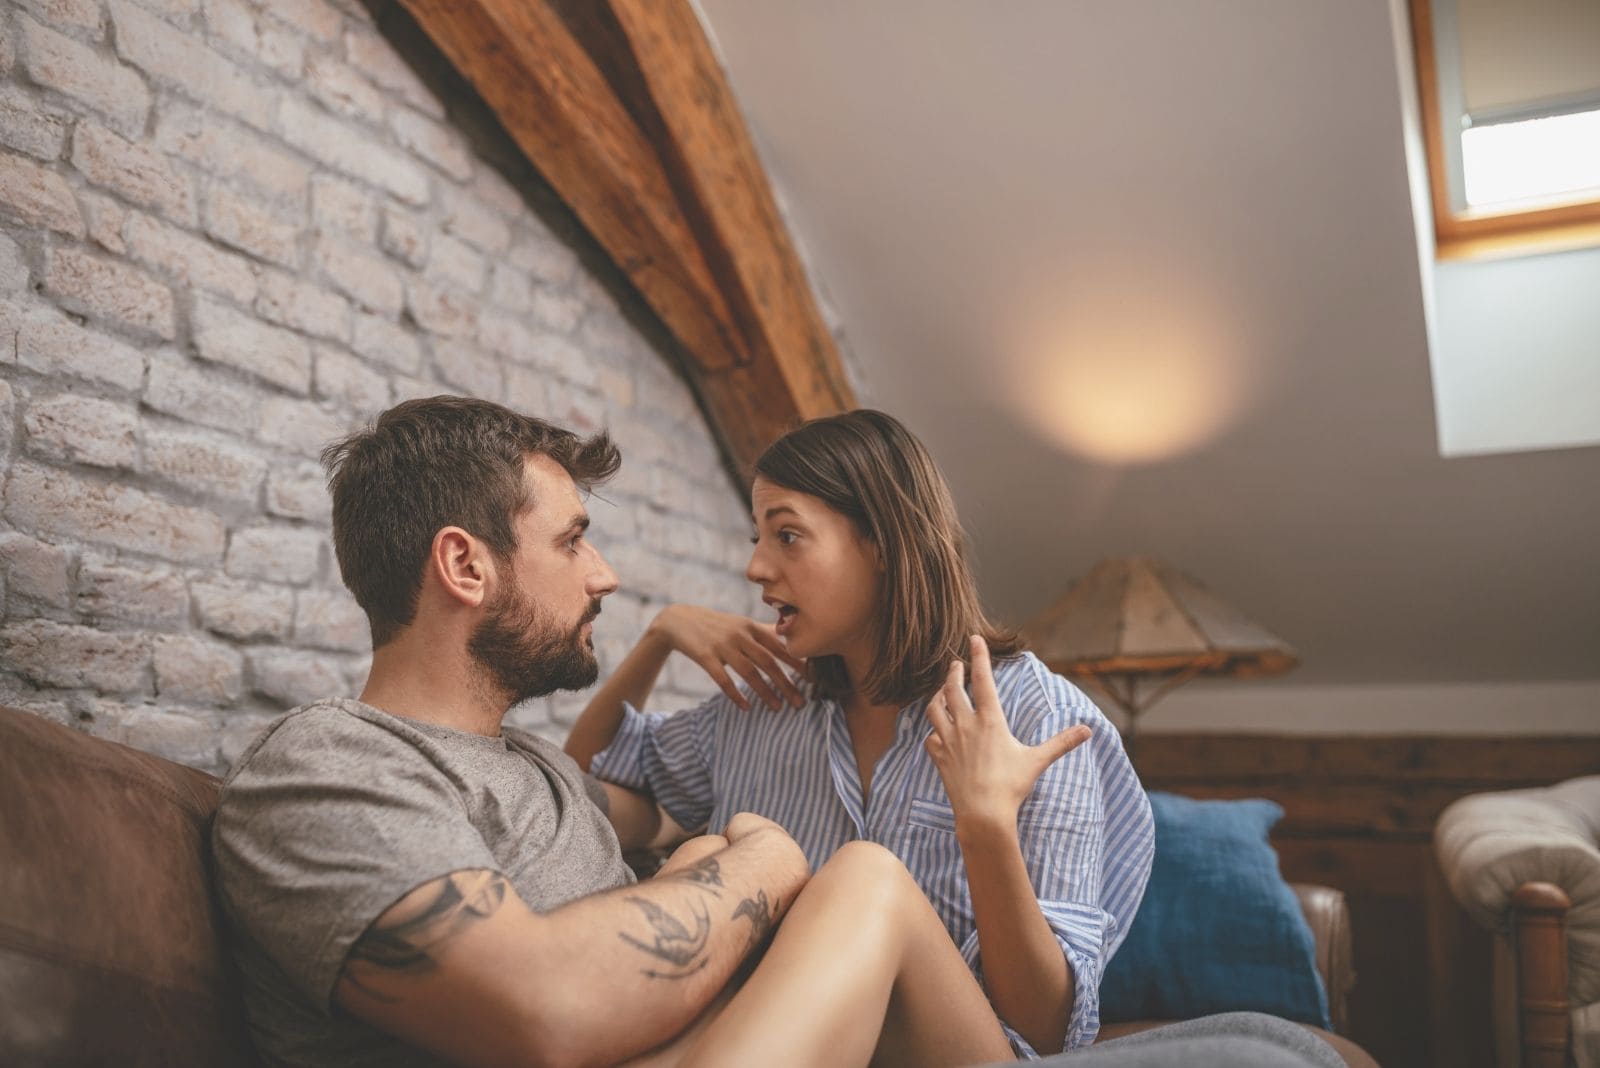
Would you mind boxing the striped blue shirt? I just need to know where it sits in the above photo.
[590,651,1154,1055]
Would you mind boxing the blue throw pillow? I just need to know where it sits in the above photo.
[1099,791,1331,1028]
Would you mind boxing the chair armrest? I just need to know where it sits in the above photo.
[1291,882,1354,1035]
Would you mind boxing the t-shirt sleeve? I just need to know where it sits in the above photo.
[963,662,1154,1054]
[211,709,500,1015]
[588,698,720,833]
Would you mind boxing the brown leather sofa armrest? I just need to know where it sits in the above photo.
[1291,882,1354,1036]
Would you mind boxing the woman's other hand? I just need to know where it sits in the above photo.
[646,605,806,711]
[924,635,1092,831]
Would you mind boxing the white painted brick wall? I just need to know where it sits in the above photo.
[0,0,770,771]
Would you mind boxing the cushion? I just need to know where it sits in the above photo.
[1099,791,1331,1028]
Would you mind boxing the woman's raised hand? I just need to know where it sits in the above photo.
[647,605,806,711]
[924,635,1093,831]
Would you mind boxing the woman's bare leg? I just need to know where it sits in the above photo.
[680,841,1014,1068]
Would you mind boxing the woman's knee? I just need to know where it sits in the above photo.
[815,840,919,903]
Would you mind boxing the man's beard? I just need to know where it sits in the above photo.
[468,580,601,704]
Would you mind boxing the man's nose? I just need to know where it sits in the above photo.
[588,548,620,598]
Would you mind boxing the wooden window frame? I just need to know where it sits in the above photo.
[1409,0,1600,260]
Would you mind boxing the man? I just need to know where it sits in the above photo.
[212,396,1345,1068]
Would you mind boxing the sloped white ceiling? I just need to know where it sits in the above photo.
[696,0,1600,685]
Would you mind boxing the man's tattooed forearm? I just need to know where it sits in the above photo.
[665,855,725,896]
[344,870,509,1001]
[619,895,712,979]
[731,890,774,952]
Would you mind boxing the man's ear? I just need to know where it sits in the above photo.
[430,527,493,608]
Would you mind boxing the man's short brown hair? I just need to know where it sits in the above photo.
[321,396,620,648]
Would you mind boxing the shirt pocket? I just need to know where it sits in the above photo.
[906,796,959,834]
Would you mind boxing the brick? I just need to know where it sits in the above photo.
[310,172,374,241]
[597,365,634,409]
[109,0,273,130]
[530,286,583,334]
[546,379,607,433]
[256,268,348,342]
[351,311,421,373]
[379,205,427,267]
[0,149,83,236]
[202,0,303,79]
[508,224,578,285]
[271,0,343,43]
[75,555,188,628]
[192,295,311,393]
[143,423,267,503]
[43,247,174,339]
[118,705,218,768]
[7,462,225,563]
[432,340,501,399]
[389,373,444,405]
[313,232,402,315]
[122,211,258,305]
[440,185,511,256]
[526,329,598,388]
[202,184,300,267]
[153,633,243,704]
[154,101,308,207]
[477,309,534,363]
[249,647,344,706]
[0,380,11,463]
[406,278,477,339]
[0,532,71,608]
[294,587,367,651]
[0,85,70,159]
[145,348,260,432]
[192,575,291,639]
[1,619,149,692]
[506,697,552,731]
[219,710,276,766]
[225,523,322,584]
[471,166,525,220]
[79,190,127,252]
[389,106,471,182]
[23,393,138,468]
[344,26,443,118]
[18,14,150,137]
[16,0,105,37]
[0,234,25,292]
[304,51,381,123]
[278,96,429,205]
[425,233,485,293]
[258,393,346,456]
[488,264,531,310]
[72,123,195,224]
[314,344,389,412]
[265,462,328,521]
[17,305,145,391]
[503,364,546,416]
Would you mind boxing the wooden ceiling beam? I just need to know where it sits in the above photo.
[399,0,743,373]
[398,0,855,472]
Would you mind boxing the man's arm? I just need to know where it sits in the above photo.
[335,816,806,1068]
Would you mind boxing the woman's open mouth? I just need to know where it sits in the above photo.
[773,602,798,636]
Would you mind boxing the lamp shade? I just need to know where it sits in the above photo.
[1021,557,1298,681]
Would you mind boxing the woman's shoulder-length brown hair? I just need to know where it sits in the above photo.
[752,408,1023,707]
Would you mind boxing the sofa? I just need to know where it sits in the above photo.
[1435,775,1600,1068]
[0,702,1374,1065]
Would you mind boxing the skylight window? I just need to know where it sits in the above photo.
[1461,107,1600,209]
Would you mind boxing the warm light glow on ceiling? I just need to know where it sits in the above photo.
[1007,275,1251,465]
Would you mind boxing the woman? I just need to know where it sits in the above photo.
[566,409,1154,1058]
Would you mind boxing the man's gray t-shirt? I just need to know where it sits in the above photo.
[211,698,636,1068]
